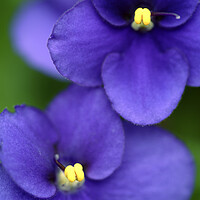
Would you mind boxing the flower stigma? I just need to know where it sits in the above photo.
[54,154,85,192]
[131,7,180,32]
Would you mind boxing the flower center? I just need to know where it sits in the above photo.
[132,8,154,31]
[131,7,180,32]
[54,154,85,192]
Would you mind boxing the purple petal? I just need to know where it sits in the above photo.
[48,0,132,86]
[87,123,195,200]
[0,106,58,198]
[153,5,200,86]
[153,0,199,28]
[51,189,91,200]
[46,84,124,180]
[0,166,35,200]
[11,0,73,79]
[92,0,135,26]
[92,0,198,28]
[102,34,189,125]
[48,0,78,13]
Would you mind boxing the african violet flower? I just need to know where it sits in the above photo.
[11,0,76,78]
[0,85,195,199]
[48,0,200,125]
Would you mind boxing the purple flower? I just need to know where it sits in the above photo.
[11,0,76,79]
[48,0,200,125]
[0,85,195,199]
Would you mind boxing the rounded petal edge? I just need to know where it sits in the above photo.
[87,123,195,200]
[46,84,125,180]
[102,35,189,125]
[0,105,57,198]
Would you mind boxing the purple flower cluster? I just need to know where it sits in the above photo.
[5,0,199,199]
[0,85,195,199]
[12,0,200,125]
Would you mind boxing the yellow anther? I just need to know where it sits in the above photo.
[143,8,151,25]
[134,8,151,26]
[64,163,84,183]
[74,163,85,182]
[134,8,143,24]
[64,165,76,182]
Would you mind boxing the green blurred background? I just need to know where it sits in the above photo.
[1,1,199,199]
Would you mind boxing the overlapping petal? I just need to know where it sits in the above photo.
[11,0,65,78]
[48,0,132,86]
[92,0,135,26]
[87,123,195,200]
[0,166,35,200]
[92,0,199,27]
[0,106,58,198]
[154,5,200,86]
[152,0,199,28]
[102,34,189,125]
[46,84,124,180]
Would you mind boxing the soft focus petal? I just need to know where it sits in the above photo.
[87,123,195,200]
[11,0,67,79]
[154,5,200,86]
[153,0,199,28]
[48,0,132,86]
[48,0,77,13]
[0,106,58,198]
[46,84,124,180]
[102,34,189,125]
[0,165,36,200]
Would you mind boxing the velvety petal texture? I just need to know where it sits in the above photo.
[51,189,92,200]
[92,0,135,26]
[87,123,195,200]
[11,0,75,79]
[0,106,58,198]
[0,166,35,200]
[48,0,132,86]
[0,105,195,200]
[46,84,124,180]
[92,0,199,27]
[152,0,199,28]
[102,34,189,125]
[154,5,200,86]
[47,0,200,125]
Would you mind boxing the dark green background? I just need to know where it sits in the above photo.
[1,1,199,199]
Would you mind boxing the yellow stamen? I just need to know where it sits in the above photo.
[134,8,143,24]
[64,163,85,183]
[64,165,76,182]
[134,8,151,26]
[74,163,85,182]
[143,8,151,25]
